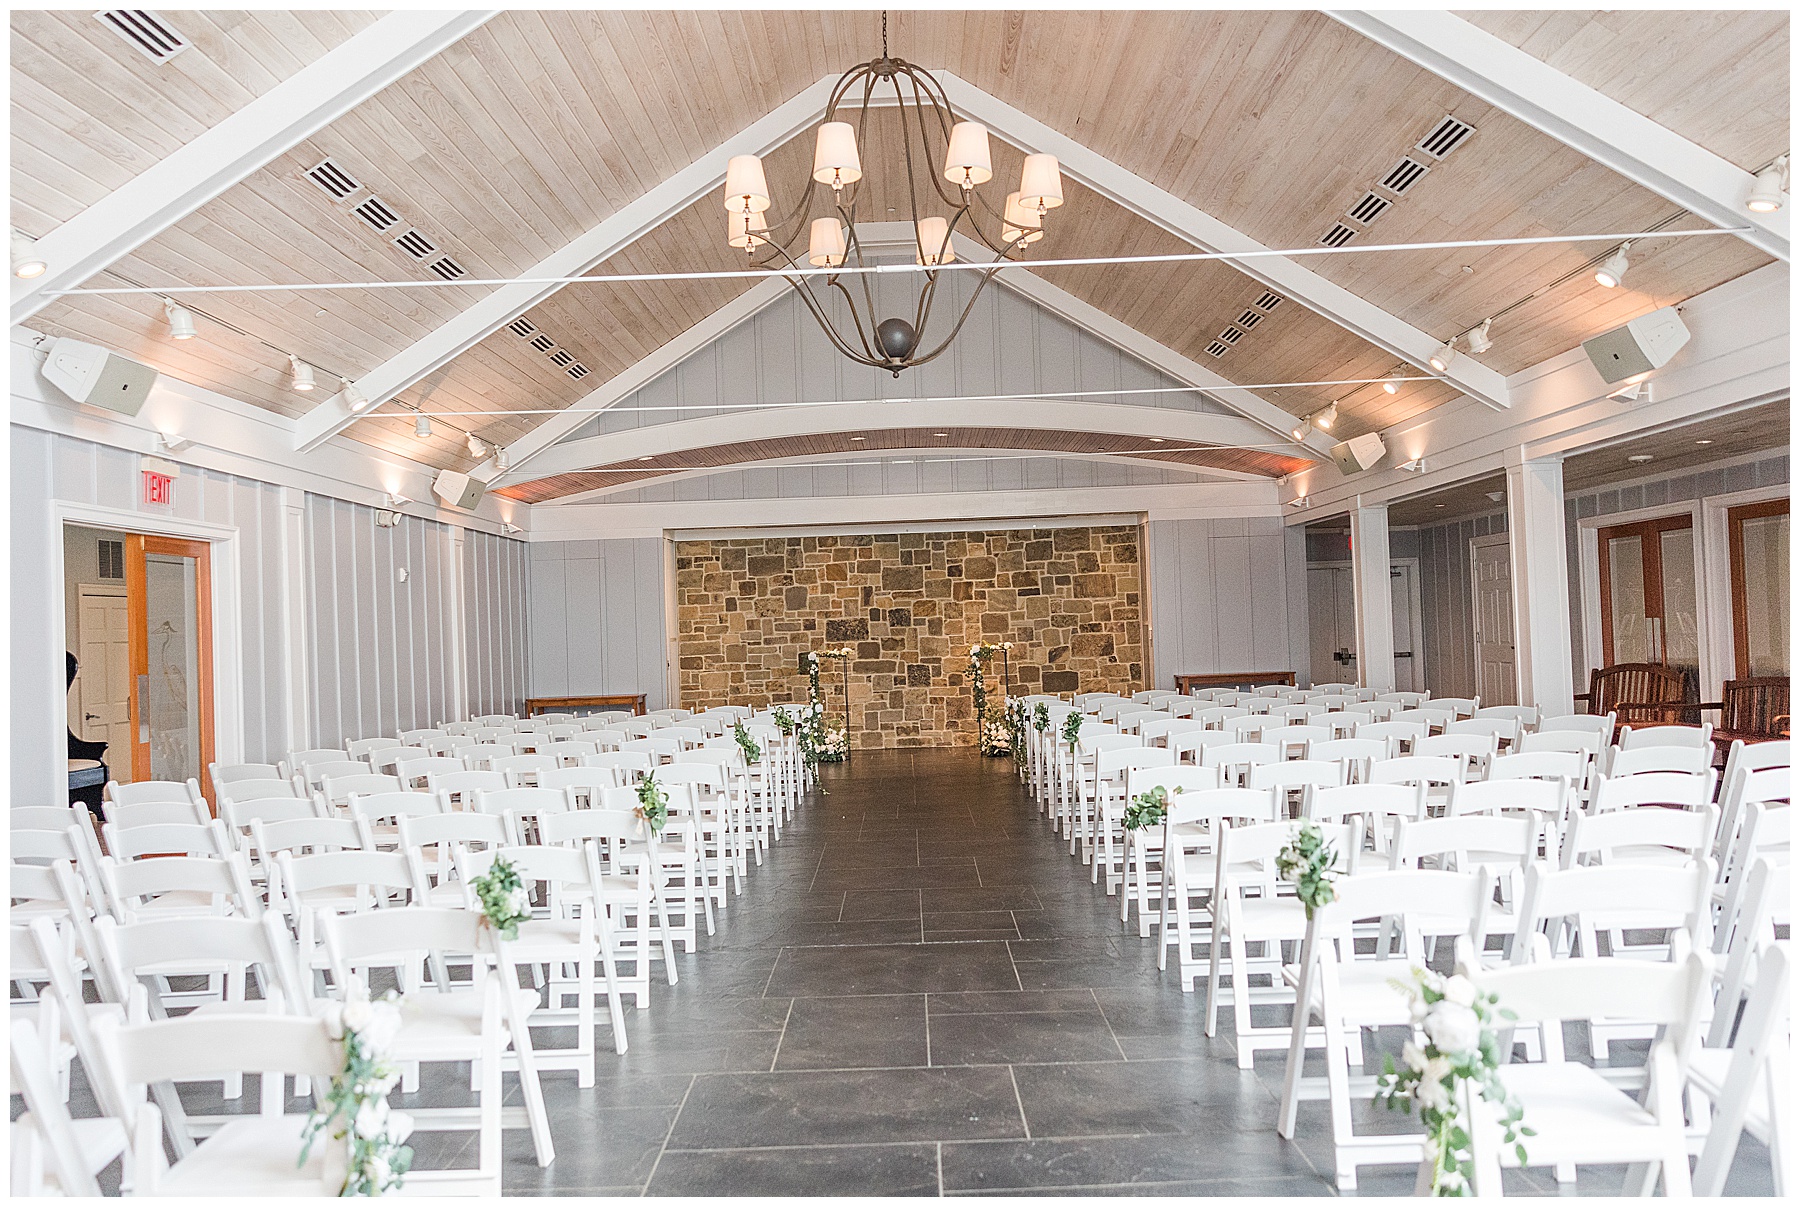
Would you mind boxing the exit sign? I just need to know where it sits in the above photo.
[143,470,173,506]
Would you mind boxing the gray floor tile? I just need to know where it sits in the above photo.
[647,1144,941,1196]
[775,994,931,1070]
[666,1066,1028,1147]
[766,941,1022,997]
[929,1008,1125,1066]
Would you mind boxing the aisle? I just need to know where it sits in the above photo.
[511,747,1322,1196]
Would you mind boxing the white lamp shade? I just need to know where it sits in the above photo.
[943,121,992,187]
[1003,192,1044,246]
[727,209,769,250]
[723,154,770,213]
[808,218,847,267]
[1018,153,1064,211]
[915,216,955,266]
[812,122,863,186]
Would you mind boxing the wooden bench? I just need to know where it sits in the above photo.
[1574,662,1686,723]
[523,693,648,717]
[1172,670,1296,694]
[1643,676,1789,757]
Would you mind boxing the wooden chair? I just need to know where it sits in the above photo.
[1687,677,1789,758]
[1574,662,1686,724]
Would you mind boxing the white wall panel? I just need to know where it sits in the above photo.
[527,537,668,710]
[1145,517,1297,690]
[463,526,529,719]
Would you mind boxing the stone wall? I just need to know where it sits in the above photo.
[674,526,1144,748]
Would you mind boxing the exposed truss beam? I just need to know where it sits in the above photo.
[507,400,1291,486]
[539,445,1260,507]
[932,72,1513,410]
[1329,10,1788,262]
[294,79,838,453]
[10,10,496,327]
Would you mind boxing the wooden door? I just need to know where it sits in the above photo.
[1728,499,1790,677]
[125,535,215,803]
[75,585,134,776]
[1597,515,1698,675]
[1470,535,1517,706]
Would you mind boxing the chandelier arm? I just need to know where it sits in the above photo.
[780,269,883,368]
[906,265,1009,368]
[898,68,970,214]
[825,276,880,360]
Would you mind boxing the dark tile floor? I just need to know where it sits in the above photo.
[71,748,1773,1197]
[481,748,1777,1197]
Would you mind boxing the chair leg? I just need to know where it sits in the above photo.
[1232,936,1257,1069]
[1204,925,1224,1035]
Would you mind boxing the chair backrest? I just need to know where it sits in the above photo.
[538,807,649,847]
[1304,737,1388,779]
[1248,758,1345,792]
[285,748,351,773]
[1472,949,1712,1069]
[1445,777,1567,823]
[1169,729,1233,762]
[1096,745,1174,780]
[1213,817,1362,888]
[346,790,441,826]
[1388,814,1538,872]
[349,736,406,761]
[1139,717,1201,744]
[1589,770,1713,812]
[220,794,323,838]
[103,818,226,860]
[583,751,655,781]
[252,815,369,859]
[1719,678,1791,739]
[1473,704,1540,729]
[397,812,510,863]
[319,772,403,803]
[103,798,208,829]
[1376,691,1430,707]
[275,848,413,907]
[1586,663,1685,717]
[1392,707,1456,732]
[1560,803,1717,868]
[215,776,304,804]
[1304,867,1493,958]
[1540,711,1616,741]
[368,746,431,775]
[1485,749,1586,784]
[321,905,487,980]
[1606,742,1711,777]
[1616,722,1713,751]
[1413,732,1498,762]
[1444,716,1519,745]
[1368,754,1465,788]
[1517,728,1604,756]
[1163,786,1280,829]
[1124,764,1222,801]
[210,761,283,785]
[103,779,204,808]
[1354,720,1427,752]
[1305,780,1426,827]
[1511,859,1713,959]
[1200,742,1281,783]
[1261,724,1333,756]
[392,755,467,788]
[540,740,601,765]
[94,1009,340,1096]
[1220,713,1274,738]
[539,765,618,806]
[101,852,255,920]
[96,911,304,1010]
[428,769,507,809]
[300,759,368,787]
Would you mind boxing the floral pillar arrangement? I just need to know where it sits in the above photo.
[967,641,1014,756]
[808,647,855,762]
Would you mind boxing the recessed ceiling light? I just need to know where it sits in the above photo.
[1628,454,1655,464]
[638,455,653,461]
[1434,503,1446,508]
[1695,438,1714,445]
[1150,437,1164,443]
[850,435,865,441]
[934,432,947,437]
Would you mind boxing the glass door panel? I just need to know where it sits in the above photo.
[1605,534,1650,663]
[1658,528,1699,674]
[1597,514,1695,686]
[1730,501,1790,677]
[125,535,214,802]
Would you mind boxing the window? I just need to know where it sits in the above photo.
[1596,514,1697,675]
[1728,499,1789,677]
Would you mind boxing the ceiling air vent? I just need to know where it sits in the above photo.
[528,334,555,354]
[548,349,574,367]
[392,229,436,260]
[352,195,400,233]
[1416,115,1477,160]
[1217,326,1245,345]
[1253,291,1283,312]
[1346,192,1392,225]
[566,363,591,381]
[1319,222,1358,248]
[304,158,362,201]
[97,538,125,580]
[426,256,466,281]
[1378,155,1432,196]
[96,10,188,63]
[1204,340,1231,358]
[506,318,537,338]
[1235,309,1264,330]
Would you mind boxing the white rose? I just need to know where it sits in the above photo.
[1441,974,1478,1008]
[1414,1073,1452,1114]
[1401,1040,1428,1073]
[353,1099,388,1140]
[1423,1001,1482,1055]
[317,1000,345,1040]
[342,996,374,1034]
[385,1109,414,1145]
[505,885,532,916]
[363,1005,403,1055]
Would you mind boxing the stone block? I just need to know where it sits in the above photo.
[1074,573,1115,598]
[784,586,808,610]
[825,617,869,642]
[1043,670,1080,693]
[1071,632,1115,658]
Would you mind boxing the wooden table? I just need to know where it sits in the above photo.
[1172,670,1296,694]
[524,693,647,717]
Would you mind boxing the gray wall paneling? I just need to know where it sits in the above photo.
[1146,517,1296,690]
[462,527,529,720]
[1413,512,1508,700]
[527,538,668,710]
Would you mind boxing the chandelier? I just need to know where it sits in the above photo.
[722,18,1063,376]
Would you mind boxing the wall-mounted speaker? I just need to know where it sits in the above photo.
[40,338,158,415]
[432,469,485,510]
[1329,431,1387,475]
[1581,306,1691,384]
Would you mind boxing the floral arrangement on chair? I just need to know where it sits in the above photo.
[634,771,669,835]
[470,854,530,940]
[967,642,1014,757]
[1004,697,1029,771]
[1123,783,1183,830]
[1377,968,1531,1196]
[1275,818,1339,918]
[733,720,761,765]
[1060,709,1083,751]
[303,980,412,1196]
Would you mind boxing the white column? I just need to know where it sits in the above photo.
[1350,503,1396,692]
[1284,523,1311,686]
[446,527,470,722]
[1505,452,1576,717]
[275,487,312,756]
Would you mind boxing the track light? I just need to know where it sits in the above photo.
[1285,496,1311,510]
[1746,157,1787,213]
[11,231,45,279]
[1397,458,1426,474]
[1290,420,1307,441]
[340,379,372,412]
[1382,369,1403,395]
[495,445,511,470]
[1594,243,1630,289]
[288,355,315,392]
[163,300,197,340]
[466,432,487,459]
[154,432,191,454]
[1466,318,1493,355]
[501,523,522,535]
[1313,401,1338,432]
[414,413,431,439]
[1428,340,1456,372]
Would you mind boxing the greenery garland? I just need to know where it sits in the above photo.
[1276,818,1340,919]
[1004,697,1029,770]
[1377,969,1531,1196]
[302,983,412,1196]
[1060,709,1084,750]
[808,648,854,763]
[1123,783,1183,830]
[634,771,669,834]
[470,855,530,940]
[966,642,1013,757]
[733,720,762,765]
[1032,702,1050,733]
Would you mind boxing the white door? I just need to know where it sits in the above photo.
[1390,563,1420,693]
[76,586,134,781]
[1308,565,1357,684]
[1470,535,1517,706]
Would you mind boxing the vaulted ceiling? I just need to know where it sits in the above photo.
[11,9,1787,502]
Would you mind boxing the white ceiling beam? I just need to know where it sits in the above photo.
[506,399,1290,485]
[934,72,1513,410]
[1328,10,1787,262]
[293,78,839,453]
[10,10,497,326]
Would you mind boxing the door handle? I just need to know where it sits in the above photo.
[84,712,100,721]
[137,674,150,743]
[1395,651,1414,658]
